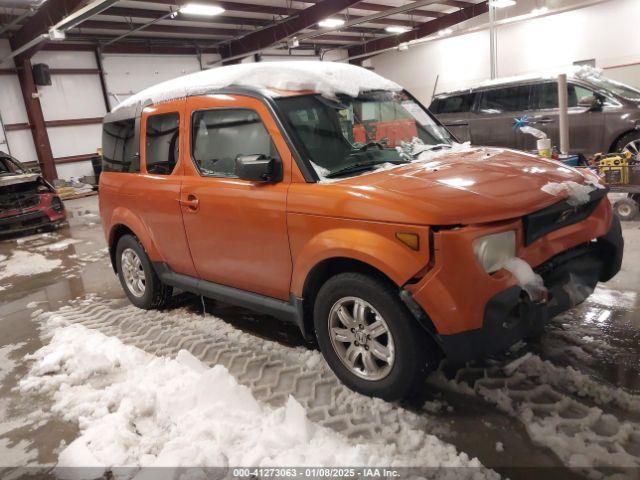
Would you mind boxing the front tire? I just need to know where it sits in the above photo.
[313,272,439,401]
[115,234,172,309]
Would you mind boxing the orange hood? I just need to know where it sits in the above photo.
[290,148,598,225]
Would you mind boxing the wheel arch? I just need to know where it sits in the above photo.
[107,208,162,273]
[609,129,640,153]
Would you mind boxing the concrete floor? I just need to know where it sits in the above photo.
[0,195,639,479]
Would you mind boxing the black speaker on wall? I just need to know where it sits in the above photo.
[32,63,52,86]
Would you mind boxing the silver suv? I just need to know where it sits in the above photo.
[429,70,640,158]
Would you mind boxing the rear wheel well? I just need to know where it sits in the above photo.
[609,129,640,153]
[301,257,436,340]
[109,224,136,272]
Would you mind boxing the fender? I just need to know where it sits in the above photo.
[108,206,164,263]
[290,227,430,298]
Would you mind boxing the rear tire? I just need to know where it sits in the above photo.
[115,234,172,309]
[313,272,440,401]
[613,197,639,221]
[613,131,640,157]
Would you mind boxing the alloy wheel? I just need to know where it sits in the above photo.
[328,296,395,381]
[622,139,640,158]
[121,248,146,298]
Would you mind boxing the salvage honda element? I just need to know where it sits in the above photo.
[100,62,623,400]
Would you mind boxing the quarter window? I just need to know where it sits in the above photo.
[191,109,279,178]
[145,112,180,175]
[479,86,531,113]
[102,118,139,173]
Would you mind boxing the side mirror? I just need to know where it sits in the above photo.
[235,154,279,182]
[577,94,603,111]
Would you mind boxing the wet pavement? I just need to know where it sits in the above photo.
[0,195,639,479]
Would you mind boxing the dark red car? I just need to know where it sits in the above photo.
[0,152,66,236]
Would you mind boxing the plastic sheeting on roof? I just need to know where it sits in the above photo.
[114,61,402,111]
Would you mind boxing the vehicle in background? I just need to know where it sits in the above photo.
[429,69,640,159]
[100,62,623,401]
[0,152,66,236]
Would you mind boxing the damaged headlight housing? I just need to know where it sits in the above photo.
[473,231,516,273]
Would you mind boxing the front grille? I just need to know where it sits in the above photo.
[0,192,40,212]
[523,188,607,245]
[0,211,48,233]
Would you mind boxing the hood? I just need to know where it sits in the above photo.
[0,173,41,188]
[335,148,597,225]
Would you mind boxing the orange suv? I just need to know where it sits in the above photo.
[100,62,623,400]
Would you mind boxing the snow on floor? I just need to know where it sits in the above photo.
[430,351,640,473]
[0,342,25,383]
[0,438,38,467]
[0,250,62,281]
[36,239,83,253]
[20,315,496,479]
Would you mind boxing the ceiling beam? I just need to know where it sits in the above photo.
[218,0,363,61]
[101,6,393,32]
[141,0,422,27]
[9,0,86,55]
[347,0,487,58]
[351,2,446,17]
[105,6,270,27]
[77,19,247,37]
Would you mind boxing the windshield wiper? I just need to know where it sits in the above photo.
[325,159,408,178]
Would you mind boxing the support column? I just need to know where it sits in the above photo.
[15,56,57,181]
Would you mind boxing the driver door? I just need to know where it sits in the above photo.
[181,95,293,301]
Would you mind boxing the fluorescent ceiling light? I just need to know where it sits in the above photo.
[385,26,409,34]
[489,0,516,8]
[179,3,225,16]
[532,6,549,14]
[318,18,345,28]
[438,28,453,36]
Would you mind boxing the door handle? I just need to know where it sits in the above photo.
[179,194,199,211]
[535,117,555,124]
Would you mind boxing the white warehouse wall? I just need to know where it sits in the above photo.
[370,0,640,106]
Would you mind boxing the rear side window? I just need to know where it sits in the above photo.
[479,85,531,113]
[102,119,139,173]
[191,109,278,178]
[434,94,475,114]
[533,82,596,109]
[145,112,180,175]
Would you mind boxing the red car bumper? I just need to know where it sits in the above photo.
[0,193,66,235]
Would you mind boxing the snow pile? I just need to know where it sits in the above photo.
[541,181,597,206]
[115,62,401,111]
[0,250,62,281]
[20,321,493,477]
[505,353,640,413]
[38,238,82,252]
[501,258,546,302]
[396,137,473,162]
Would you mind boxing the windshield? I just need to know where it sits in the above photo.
[587,76,640,102]
[276,91,454,179]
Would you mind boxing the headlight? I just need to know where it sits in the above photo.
[473,231,516,273]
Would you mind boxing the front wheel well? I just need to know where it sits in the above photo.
[300,257,435,340]
[108,224,136,272]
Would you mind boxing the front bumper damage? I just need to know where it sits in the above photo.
[438,216,623,363]
[0,193,66,236]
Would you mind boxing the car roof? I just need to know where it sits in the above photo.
[433,66,600,99]
[105,61,401,123]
